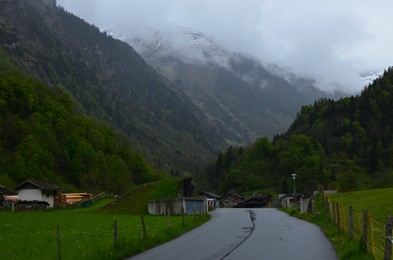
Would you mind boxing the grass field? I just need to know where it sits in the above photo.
[0,183,210,260]
[328,188,393,223]
[325,188,393,259]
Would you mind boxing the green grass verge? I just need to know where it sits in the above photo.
[282,195,373,260]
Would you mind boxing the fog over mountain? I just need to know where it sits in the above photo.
[57,0,393,94]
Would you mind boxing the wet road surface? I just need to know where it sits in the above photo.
[128,208,337,260]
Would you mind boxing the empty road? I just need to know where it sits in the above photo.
[129,208,337,260]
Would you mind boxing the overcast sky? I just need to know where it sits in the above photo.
[57,0,393,93]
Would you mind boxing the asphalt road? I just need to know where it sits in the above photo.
[128,208,337,260]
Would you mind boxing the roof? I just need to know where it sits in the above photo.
[233,195,272,208]
[223,193,245,204]
[225,193,245,200]
[14,180,59,191]
[199,191,221,199]
[279,193,311,200]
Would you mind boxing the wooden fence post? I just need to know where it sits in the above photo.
[114,220,118,249]
[349,206,354,239]
[362,210,368,248]
[326,198,331,219]
[336,203,341,231]
[333,202,336,225]
[384,216,393,260]
[57,224,61,260]
[167,208,171,226]
[181,206,185,227]
[141,215,147,238]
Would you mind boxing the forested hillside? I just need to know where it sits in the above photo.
[0,0,227,173]
[286,68,393,188]
[0,49,157,192]
[199,68,393,194]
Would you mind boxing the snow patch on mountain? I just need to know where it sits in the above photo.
[123,27,233,69]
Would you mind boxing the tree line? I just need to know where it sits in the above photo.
[199,68,393,194]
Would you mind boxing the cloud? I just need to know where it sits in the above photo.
[57,0,393,93]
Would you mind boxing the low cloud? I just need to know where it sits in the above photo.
[57,0,393,93]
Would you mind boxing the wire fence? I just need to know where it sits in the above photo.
[324,195,392,260]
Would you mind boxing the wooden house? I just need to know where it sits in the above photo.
[222,193,245,208]
[14,180,60,208]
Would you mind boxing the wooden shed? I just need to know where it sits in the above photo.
[198,191,221,208]
[148,197,206,215]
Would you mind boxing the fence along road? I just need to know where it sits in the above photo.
[129,208,337,260]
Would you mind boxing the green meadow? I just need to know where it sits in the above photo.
[0,192,209,259]
[327,188,393,223]
[319,188,393,259]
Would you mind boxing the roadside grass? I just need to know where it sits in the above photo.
[282,194,373,260]
[298,209,373,259]
[0,180,210,259]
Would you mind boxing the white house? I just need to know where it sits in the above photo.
[14,180,59,208]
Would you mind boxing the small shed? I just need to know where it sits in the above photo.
[14,180,60,208]
[299,193,313,213]
[199,191,221,209]
[148,197,206,215]
[279,193,312,210]
[279,193,298,208]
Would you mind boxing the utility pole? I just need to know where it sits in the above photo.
[292,173,297,206]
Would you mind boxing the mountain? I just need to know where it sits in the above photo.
[0,48,156,192]
[199,68,393,194]
[0,0,229,172]
[126,29,341,143]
